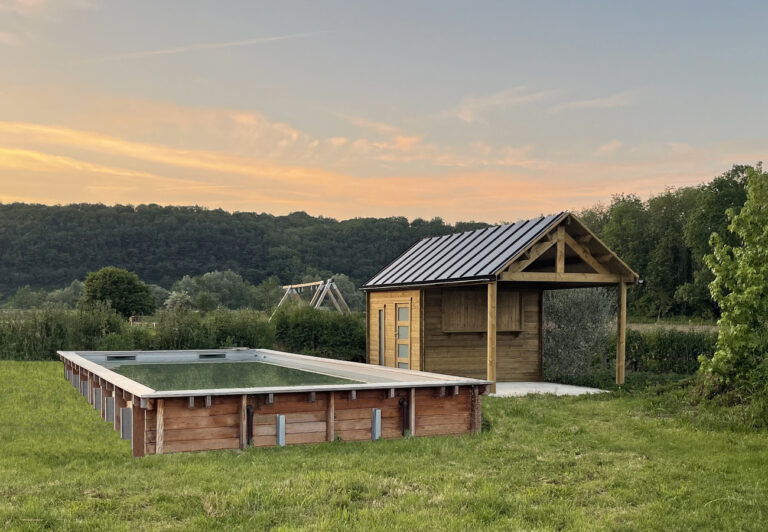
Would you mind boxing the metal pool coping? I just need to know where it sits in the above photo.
[57,348,491,400]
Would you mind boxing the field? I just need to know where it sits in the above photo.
[2,362,767,531]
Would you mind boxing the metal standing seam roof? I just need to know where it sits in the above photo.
[363,212,567,289]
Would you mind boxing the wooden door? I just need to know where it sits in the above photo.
[395,303,411,369]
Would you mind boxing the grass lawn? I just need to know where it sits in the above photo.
[2,362,767,531]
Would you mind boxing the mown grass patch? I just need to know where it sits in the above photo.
[2,362,767,530]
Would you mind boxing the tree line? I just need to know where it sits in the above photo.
[0,164,759,318]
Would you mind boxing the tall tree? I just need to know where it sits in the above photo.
[701,165,768,391]
[79,267,156,317]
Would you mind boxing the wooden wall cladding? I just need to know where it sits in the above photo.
[441,285,522,332]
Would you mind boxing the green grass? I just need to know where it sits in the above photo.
[2,362,767,531]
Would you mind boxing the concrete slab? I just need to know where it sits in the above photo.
[490,382,605,397]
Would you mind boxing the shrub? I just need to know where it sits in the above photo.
[542,287,615,379]
[272,304,365,362]
[616,327,717,375]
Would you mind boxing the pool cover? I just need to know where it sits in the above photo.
[112,361,361,391]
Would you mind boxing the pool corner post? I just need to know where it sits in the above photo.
[132,399,145,458]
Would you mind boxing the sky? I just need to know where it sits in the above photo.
[0,1,766,223]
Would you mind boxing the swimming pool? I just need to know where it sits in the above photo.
[59,348,489,456]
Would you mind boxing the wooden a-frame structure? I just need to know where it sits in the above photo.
[272,278,351,317]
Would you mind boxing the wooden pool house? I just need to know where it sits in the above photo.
[362,212,638,391]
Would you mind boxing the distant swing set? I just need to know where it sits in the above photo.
[271,278,351,319]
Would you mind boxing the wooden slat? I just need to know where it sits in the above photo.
[285,432,327,445]
[240,395,247,450]
[156,399,165,455]
[327,392,335,442]
[148,426,239,442]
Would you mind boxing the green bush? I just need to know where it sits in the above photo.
[616,327,717,374]
[272,304,365,362]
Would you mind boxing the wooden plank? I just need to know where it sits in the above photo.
[253,424,278,437]
[335,418,372,431]
[416,413,470,429]
[327,392,335,441]
[132,404,145,458]
[616,281,627,385]
[286,432,327,445]
[164,438,239,454]
[155,399,165,455]
[164,401,240,418]
[148,426,239,442]
[252,435,277,447]
[164,413,240,430]
[285,421,327,434]
[487,281,497,394]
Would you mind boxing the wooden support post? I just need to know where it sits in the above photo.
[470,386,482,434]
[487,281,497,394]
[155,399,165,455]
[114,389,126,433]
[409,388,416,436]
[616,281,627,385]
[556,225,565,274]
[131,403,145,458]
[326,392,335,442]
[240,395,248,450]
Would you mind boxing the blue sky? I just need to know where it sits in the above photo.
[0,1,765,221]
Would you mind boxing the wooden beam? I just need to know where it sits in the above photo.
[556,225,565,274]
[487,281,497,394]
[155,399,165,455]
[326,392,335,442]
[597,254,613,264]
[578,234,593,245]
[616,281,627,385]
[240,394,248,450]
[114,389,126,433]
[131,403,145,458]
[500,271,627,283]
[505,233,557,273]
[564,233,610,274]
[409,388,416,437]
[281,280,324,290]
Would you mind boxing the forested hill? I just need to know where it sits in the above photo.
[0,164,755,318]
[0,203,487,296]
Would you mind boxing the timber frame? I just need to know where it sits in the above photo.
[364,212,639,388]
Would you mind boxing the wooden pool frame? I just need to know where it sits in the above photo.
[58,348,489,457]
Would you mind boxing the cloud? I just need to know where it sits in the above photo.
[0,0,97,17]
[549,90,639,113]
[343,115,403,137]
[594,139,622,156]
[455,87,557,123]
[0,31,19,46]
[76,32,327,65]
